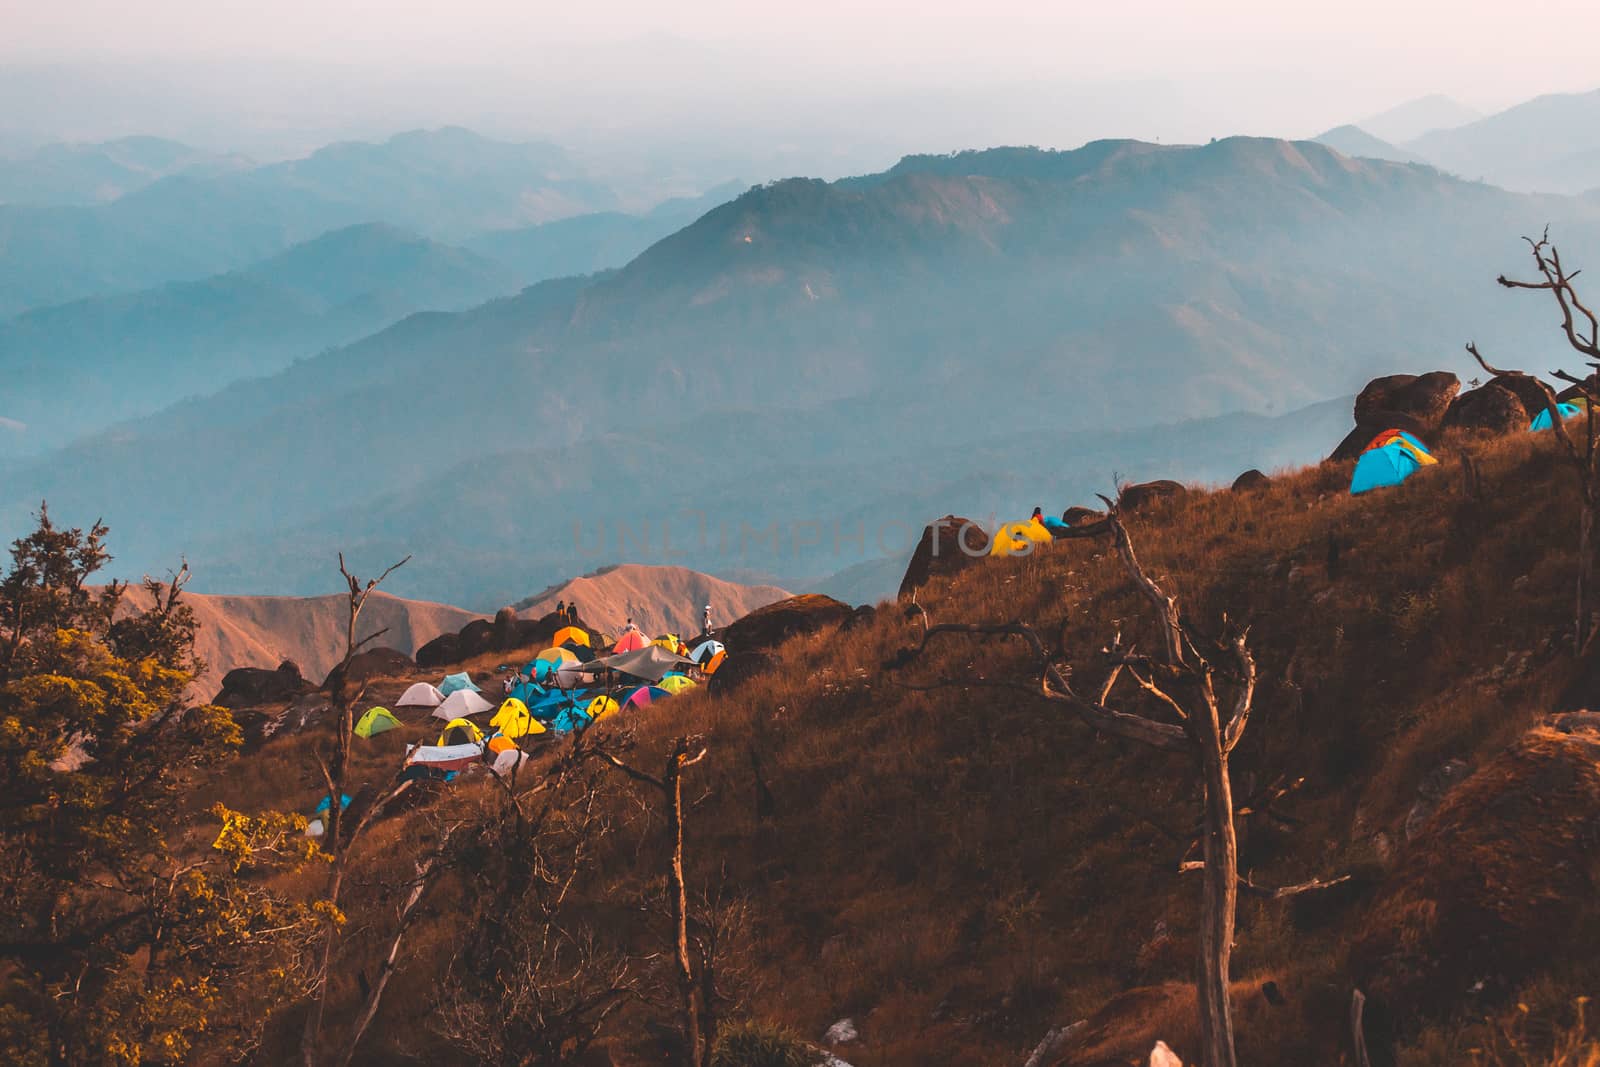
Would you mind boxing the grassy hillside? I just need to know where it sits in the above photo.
[194,424,1600,1065]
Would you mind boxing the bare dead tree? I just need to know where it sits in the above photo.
[299,552,409,1067]
[590,734,712,1067]
[887,508,1337,1067]
[1468,230,1600,652]
[433,758,636,1066]
[338,821,457,1067]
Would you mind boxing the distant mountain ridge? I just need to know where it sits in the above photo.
[0,223,524,454]
[114,585,479,702]
[513,564,791,636]
[1406,88,1600,193]
[0,135,251,206]
[10,136,1600,605]
[0,127,621,315]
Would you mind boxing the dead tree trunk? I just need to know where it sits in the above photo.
[593,736,709,1067]
[300,552,409,1067]
[890,508,1261,1067]
[1471,230,1600,653]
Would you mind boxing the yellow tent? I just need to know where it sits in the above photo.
[658,675,696,695]
[494,699,547,740]
[535,646,578,667]
[491,697,529,731]
[585,695,619,722]
[435,718,484,746]
[354,706,400,738]
[552,625,590,648]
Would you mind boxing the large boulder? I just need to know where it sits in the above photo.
[1328,411,1434,462]
[898,515,989,600]
[1354,371,1460,428]
[1440,383,1526,435]
[1351,727,1600,1034]
[321,647,415,693]
[415,631,462,669]
[456,618,496,659]
[1118,480,1187,513]
[1230,469,1271,492]
[721,594,854,653]
[1489,374,1556,417]
[214,660,307,708]
[1062,506,1106,526]
[492,607,521,651]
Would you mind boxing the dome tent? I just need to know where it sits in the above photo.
[354,706,401,737]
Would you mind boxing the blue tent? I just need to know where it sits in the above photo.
[313,793,352,814]
[439,671,479,695]
[510,681,545,705]
[1350,442,1422,495]
[1531,402,1583,431]
[1041,516,1070,536]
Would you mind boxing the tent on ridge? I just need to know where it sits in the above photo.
[496,703,548,740]
[653,634,688,656]
[552,625,590,648]
[535,647,578,668]
[658,675,696,695]
[585,695,620,722]
[989,525,1033,558]
[435,718,484,746]
[404,741,483,773]
[588,644,695,683]
[439,672,480,696]
[562,641,598,663]
[490,697,530,731]
[1351,442,1427,495]
[354,707,401,737]
[623,685,671,710]
[432,688,494,720]
[1532,401,1584,431]
[395,682,444,708]
[612,630,649,653]
[690,639,724,664]
[1363,428,1434,466]
[1040,514,1070,535]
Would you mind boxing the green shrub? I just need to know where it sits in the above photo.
[710,1020,816,1067]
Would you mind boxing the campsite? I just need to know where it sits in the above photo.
[15,22,1600,1063]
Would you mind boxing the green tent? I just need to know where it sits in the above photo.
[354,706,401,738]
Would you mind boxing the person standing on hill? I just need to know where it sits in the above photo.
[703,603,713,634]
[1031,506,1044,524]
[566,601,578,624]
[555,599,565,620]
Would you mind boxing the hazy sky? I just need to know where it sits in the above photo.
[4,0,1599,175]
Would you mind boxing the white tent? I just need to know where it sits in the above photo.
[431,688,494,720]
[396,682,445,708]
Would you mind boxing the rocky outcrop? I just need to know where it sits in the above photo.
[721,594,854,653]
[898,515,989,600]
[1062,506,1106,526]
[1354,371,1460,428]
[1488,374,1555,418]
[214,660,308,707]
[1440,383,1526,435]
[1230,469,1270,492]
[1118,480,1187,512]
[320,647,415,693]
[415,632,462,669]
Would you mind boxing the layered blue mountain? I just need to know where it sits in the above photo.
[9,137,1600,606]
[0,224,523,453]
[0,127,618,314]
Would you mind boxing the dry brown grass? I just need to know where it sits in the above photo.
[181,428,1600,1065]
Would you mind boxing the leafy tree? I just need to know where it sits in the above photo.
[0,506,320,1066]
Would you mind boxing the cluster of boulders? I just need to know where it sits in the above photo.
[415,608,571,668]
[1330,367,1585,461]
